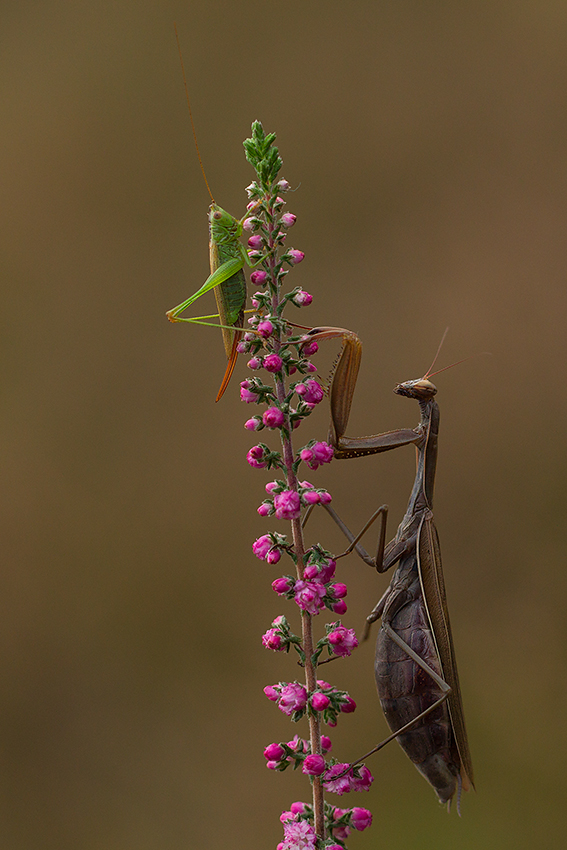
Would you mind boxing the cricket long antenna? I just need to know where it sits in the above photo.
[174,23,215,203]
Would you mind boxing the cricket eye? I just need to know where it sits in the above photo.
[213,211,222,220]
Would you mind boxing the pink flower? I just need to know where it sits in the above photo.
[240,380,257,403]
[296,379,324,405]
[278,683,307,716]
[252,534,273,560]
[292,289,312,306]
[262,628,284,651]
[331,600,347,615]
[313,441,334,464]
[321,735,332,752]
[247,357,262,369]
[282,820,316,849]
[242,217,255,231]
[350,765,373,792]
[250,269,267,285]
[319,491,332,505]
[294,579,326,615]
[351,807,373,831]
[263,406,285,429]
[281,213,296,227]
[272,576,295,595]
[274,490,301,520]
[288,249,305,264]
[328,626,359,657]
[323,763,352,796]
[257,503,270,517]
[266,481,280,494]
[263,353,283,373]
[310,692,330,711]
[247,445,267,468]
[258,320,273,338]
[302,754,326,776]
[264,742,285,761]
[278,179,291,191]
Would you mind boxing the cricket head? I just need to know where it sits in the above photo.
[394,378,437,401]
[209,203,239,236]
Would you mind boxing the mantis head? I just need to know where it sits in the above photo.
[394,378,437,401]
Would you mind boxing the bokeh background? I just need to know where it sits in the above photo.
[1,2,566,848]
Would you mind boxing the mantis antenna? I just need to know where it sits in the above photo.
[174,23,215,204]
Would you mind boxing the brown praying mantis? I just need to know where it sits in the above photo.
[302,326,474,810]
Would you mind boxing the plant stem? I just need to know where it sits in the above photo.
[266,194,325,842]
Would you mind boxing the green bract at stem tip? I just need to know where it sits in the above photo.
[243,121,282,188]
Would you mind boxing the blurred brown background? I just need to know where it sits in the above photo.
[1,1,566,848]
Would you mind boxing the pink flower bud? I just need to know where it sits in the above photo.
[289,249,305,264]
[303,564,320,580]
[250,269,267,285]
[319,491,332,505]
[321,735,332,752]
[266,548,281,565]
[242,217,255,231]
[340,695,357,713]
[328,626,358,657]
[263,353,283,373]
[318,560,336,583]
[240,380,257,403]
[252,534,273,560]
[236,340,249,354]
[244,417,262,431]
[247,445,267,468]
[277,179,290,191]
[296,380,324,405]
[311,692,331,711]
[264,743,285,761]
[290,801,307,815]
[274,490,301,520]
[262,628,284,650]
[264,685,280,701]
[247,357,262,370]
[272,576,294,595]
[330,583,348,599]
[263,406,285,429]
[302,754,326,776]
[301,339,319,356]
[247,234,263,249]
[331,600,348,615]
[246,195,257,206]
[257,503,271,517]
[351,807,373,831]
[303,490,320,505]
[251,297,260,309]
[281,213,297,227]
[258,320,274,338]
[278,682,307,715]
